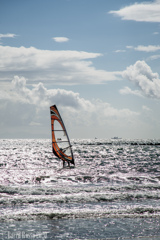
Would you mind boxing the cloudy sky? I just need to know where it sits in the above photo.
[0,0,160,139]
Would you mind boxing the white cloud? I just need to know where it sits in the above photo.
[109,0,160,22]
[0,33,17,39]
[147,54,160,61]
[8,76,83,108]
[126,46,133,49]
[0,33,17,45]
[142,105,151,111]
[125,44,160,52]
[0,45,119,84]
[122,60,160,99]
[125,44,160,53]
[119,86,143,97]
[153,32,159,35]
[53,37,69,42]
[0,75,139,138]
[135,45,160,52]
[114,50,126,53]
[7,76,137,116]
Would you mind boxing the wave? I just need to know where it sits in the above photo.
[1,205,160,221]
[1,183,160,205]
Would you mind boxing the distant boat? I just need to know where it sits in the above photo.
[50,105,75,166]
[111,137,122,140]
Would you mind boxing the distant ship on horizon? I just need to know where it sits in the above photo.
[111,137,122,140]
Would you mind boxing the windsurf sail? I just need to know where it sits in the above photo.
[50,105,75,165]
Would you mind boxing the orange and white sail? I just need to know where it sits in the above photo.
[50,105,74,165]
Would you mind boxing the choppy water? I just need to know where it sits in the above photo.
[0,138,160,239]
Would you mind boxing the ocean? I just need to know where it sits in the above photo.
[0,138,160,239]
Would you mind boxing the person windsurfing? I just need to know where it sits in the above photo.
[50,105,75,168]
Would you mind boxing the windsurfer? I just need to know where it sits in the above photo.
[50,105,75,167]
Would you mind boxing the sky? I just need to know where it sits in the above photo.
[0,0,160,139]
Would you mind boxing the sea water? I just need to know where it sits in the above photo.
[0,138,160,239]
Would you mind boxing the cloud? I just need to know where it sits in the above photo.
[0,75,139,138]
[53,37,69,42]
[9,76,83,108]
[114,50,126,53]
[119,86,143,97]
[153,32,159,35]
[7,76,137,116]
[147,54,160,61]
[122,60,160,99]
[142,105,151,111]
[0,45,120,84]
[134,45,160,52]
[126,46,133,49]
[109,0,160,22]
[0,33,17,40]
[125,45,160,52]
